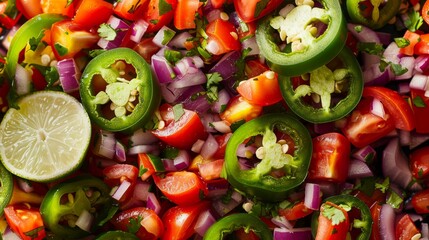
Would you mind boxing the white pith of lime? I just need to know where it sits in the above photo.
[0,91,91,182]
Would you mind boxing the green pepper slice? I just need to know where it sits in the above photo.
[279,47,363,123]
[311,194,373,240]
[223,113,312,202]
[255,0,347,77]
[5,13,65,82]
[79,48,160,132]
[0,161,13,214]
[95,230,139,240]
[346,0,401,29]
[40,175,114,239]
[203,213,273,240]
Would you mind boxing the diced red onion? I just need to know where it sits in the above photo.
[422,223,429,239]
[241,36,260,56]
[162,158,176,172]
[273,227,313,240]
[2,25,19,50]
[200,134,219,160]
[97,16,129,49]
[410,132,429,149]
[395,56,415,80]
[363,64,392,86]
[15,64,32,96]
[348,158,373,179]
[2,227,22,240]
[379,204,396,240]
[206,179,229,198]
[398,129,411,146]
[209,50,241,79]
[191,139,205,153]
[352,145,376,162]
[382,138,422,190]
[169,68,206,89]
[127,144,160,155]
[211,89,231,113]
[152,25,176,47]
[304,183,321,210]
[173,150,190,170]
[168,31,193,49]
[271,215,294,229]
[398,82,410,94]
[200,112,222,133]
[111,180,132,201]
[152,55,176,84]
[115,140,127,162]
[194,209,216,237]
[370,97,386,119]
[376,31,392,46]
[205,8,222,22]
[205,39,221,55]
[128,129,159,146]
[383,42,401,65]
[93,130,116,159]
[130,19,149,43]
[414,55,429,73]
[212,192,243,216]
[236,143,256,158]
[210,121,231,133]
[409,73,428,91]
[160,83,187,103]
[231,190,243,203]
[133,180,151,202]
[181,90,211,113]
[146,192,161,214]
[17,178,34,193]
[75,209,94,232]
[57,58,81,93]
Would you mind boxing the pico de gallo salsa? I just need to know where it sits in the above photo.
[0,0,428,239]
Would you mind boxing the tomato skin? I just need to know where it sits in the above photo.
[103,164,139,202]
[279,201,314,221]
[315,202,350,240]
[423,0,429,26]
[72,0,113,29]
[244,59,269,78]
[4,205,46,240]
[395,214,420,240]
[161,201,210,240]
[362,86,414,131]
[410,146,429,180]
[111,207,164,240]
[341,97,396,148]
[174,0,201,30]
[114,0,149,21]
[16,0,43,19]
[41,0,75,18]
[151,104,207,150]
[414,33,429,55]
[234,0,283,23]
[143,0,177,33]
[399,30,420,56]
[410,89,429,133]
[153,171,208,206]
[307,132,351,183]
[411,188,429,214]
[236,70,282,106]
[370,203,382,240]
[50,20,99,60]
[220,96,263,124]
[205,18,241,55]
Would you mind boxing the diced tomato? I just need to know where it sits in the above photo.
[133,37,161,63]
[410,146,429,180]
[174,0,201,30]
[220,96,263,124]
[211,0,228,8]
[414,33,429,55]
[0,2,22,29]
[16,0,43,20]
[41,0,75,18]
[279,201,314,221]
[341,97,396,148]
[111,207,164,240]
[50,20,99,60]
[212,133,232,159]
[244,59,269,78]
[233,0,283,23]
[315,202,350,240]
[143,0,177,33]
[370,203,382,240]
[307,132,351,183]
[236,70,282,106]
[103,164,139,202]
[113,0,149,21]
[198,159,224,181]
[4,205,46,240]
[205,18,241,55]
[151,104,207,150]
[399,30,420,56]
[411,188,429,214]
[153,171,208,206]
[395,214,420,240]
[423,0,429,25]
[138,153,156,181]
[72,0,113,29]
[410,89,429,133]
[162,201,210,240]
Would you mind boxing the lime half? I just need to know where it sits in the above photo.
[0,91,91,182]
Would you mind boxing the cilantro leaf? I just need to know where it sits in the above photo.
[159,0,173,15]
[30,64,60,89]
[413,96,426,107]
[404,9,423,32]
[255,0,270,18]
[98,23,117,41]
[54,43,68,57]
[29,30,46,51]
[127,216,143,233]
[173,104,185,121]
[394,37,410,48]
[375,178,389,193]
[66,0,74,7]
[387,189,404,209]
[205,72,223,103]
[322,204,347,225]
[390,63,408,76]
[357,42,384,56]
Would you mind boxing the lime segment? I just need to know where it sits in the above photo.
[0,91,91,182]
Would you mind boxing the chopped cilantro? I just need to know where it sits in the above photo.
[322,203,347,225]
[66,0,74,7]
[413,96,426,107]
[89,49,106,58]
[404,9,423,32]
[162,29,176,45]
[127,0,142,14]
[139,166,148,177]
[205,72,223,103]
[394,37,410,48]
[390,63,408,76]
[172,104,185,121]
[387,189,404,209]
[354,25,363,33]
[24,227,43,238]
[254,0,270,18]
[29,30,46,51]
[30,64,60,89]
[164,49,183,63]
[127,216,143,233]
[375,178,389,193]
[54,43,68,57]
[230,119,246,132]
[98,23,117,41]
[161,146,179,159]
[159,0,173,15]
[199,189,205,200]
[357,42,384,56]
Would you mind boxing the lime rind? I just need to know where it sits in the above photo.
[0,91,91,182]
